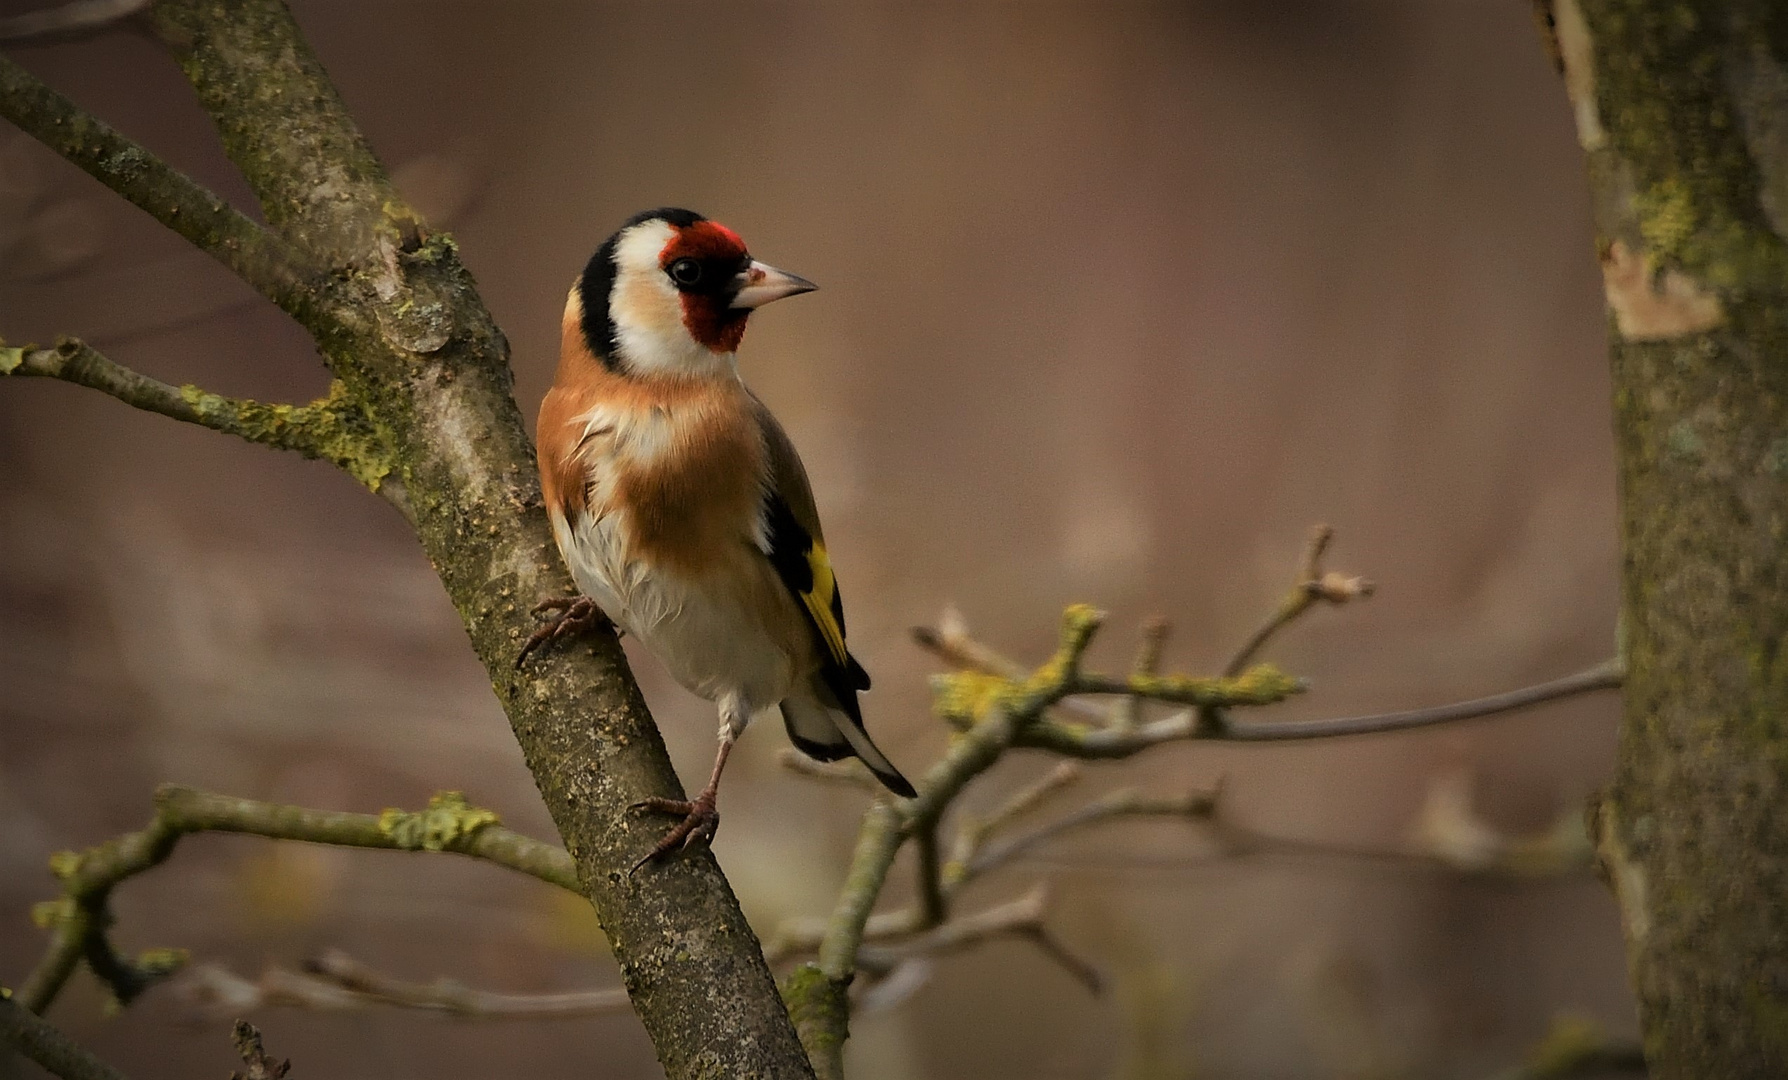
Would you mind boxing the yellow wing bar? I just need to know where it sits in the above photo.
[801,542,848,665]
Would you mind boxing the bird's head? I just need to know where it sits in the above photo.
[572,207,816,378]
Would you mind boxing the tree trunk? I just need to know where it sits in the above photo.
[1542,2,1788,1075]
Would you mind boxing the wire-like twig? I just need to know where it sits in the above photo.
[171,952,629,1021]
[0,0,148,41]
[307,950,630,1019]
[0,993,129,1080]
[1018,659,1622,755]
[16,787,575,1015]
[0,55,311,313]
[856,887,1101,995]
[0,338,400,501]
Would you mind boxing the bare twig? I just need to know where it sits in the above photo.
[0,55,311,313]
[776,749,880,792]
[1109,617,1170,730]
[857,887,1101,995]
[229,1021,289,1080]
[306,950,630,1018]
[172,956,631,1021]
[1019,658,1622,755]
[0,0,148,41]
[966,786,1219,879]
[17,788,575,1015]
[0,338,400,501]
[0,993,129,1080]
[1224,524,1374,677]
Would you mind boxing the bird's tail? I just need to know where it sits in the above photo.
[781,683,915,798]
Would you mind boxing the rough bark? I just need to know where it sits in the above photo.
[1541,2,1788,1075]
[4,2,816,1076]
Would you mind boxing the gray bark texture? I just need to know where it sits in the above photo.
[2,2,817,1076]
[1541,1,1788,1075]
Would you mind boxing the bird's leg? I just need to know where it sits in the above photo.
[515,595,614,668]
[630,698,746,871]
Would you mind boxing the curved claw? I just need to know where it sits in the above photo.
[515,596,612,668]
[628,793,720,874]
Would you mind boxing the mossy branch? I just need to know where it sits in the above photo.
[0,336,402,504]
[0,52,312,315]
[16,787,575,1016]
[4,1,817,1073]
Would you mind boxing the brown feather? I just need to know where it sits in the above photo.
[539,285,765,577]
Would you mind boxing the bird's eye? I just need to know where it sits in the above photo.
[668,258,703,286]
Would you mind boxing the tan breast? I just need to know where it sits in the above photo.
[539,293,764,578]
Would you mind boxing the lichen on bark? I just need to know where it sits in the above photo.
[1548,1,1788,1074]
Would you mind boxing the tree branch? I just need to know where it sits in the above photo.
[229,1021,289,1080]
[3,2,821,1072]
[856,887,1101,995]
[0,993,129,1080]
[0,0,149,43]
[1223,524,1373,677]
[0,337,402,504]
[1018,658,1623,756]
[16,787,576,1015]
[0,53,312,314]
[170,952,629,1022]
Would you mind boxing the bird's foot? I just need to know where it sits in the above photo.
[515,596,612,668]
[628,791,720,873]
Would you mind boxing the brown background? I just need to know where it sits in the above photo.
[0,3,1626,1078]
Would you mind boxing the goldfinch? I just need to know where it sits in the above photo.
[523,208,915,866]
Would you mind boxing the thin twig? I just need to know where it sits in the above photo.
[173,957,632,1021]
[17,787,575,1015]
[0,994,129,1080]
[1018,659,1622,755]
[1224,524,1374,677]
[966,786,1219,878]
[1109,617,1170,730]
[0,55,311,313]
[775,749,880,791]
[0,338,400,502]
[855,887,1100,994]
[0,0,148,41]
[306,949,630,1019]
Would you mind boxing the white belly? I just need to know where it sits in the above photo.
[551,507,798,711]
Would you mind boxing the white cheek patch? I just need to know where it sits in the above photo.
[609,220,738,377]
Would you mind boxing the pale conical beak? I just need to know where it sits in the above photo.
[729,260,818,310]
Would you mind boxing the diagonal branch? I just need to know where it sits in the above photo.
[0,993,129,1080]
[16,787,575,1015]
[0,53,313,314]
[0,0,148,43]
[1,337,401,502]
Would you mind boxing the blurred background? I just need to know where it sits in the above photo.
[0,2,1627,1078]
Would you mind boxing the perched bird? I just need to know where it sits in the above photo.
[523,208,916,866]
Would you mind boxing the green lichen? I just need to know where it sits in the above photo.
[779,963,850,1063]
[176,379,395,491]
[0,345,23,374]
[1590,0,1788,313]
[378,791,500,852]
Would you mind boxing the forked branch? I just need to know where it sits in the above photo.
[17,787,575,1015]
